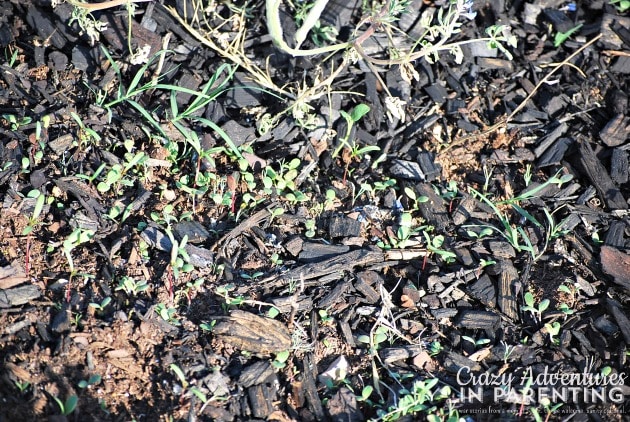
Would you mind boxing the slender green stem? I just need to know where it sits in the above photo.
[266,0,351,56]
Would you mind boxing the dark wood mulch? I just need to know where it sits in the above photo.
[0,0,629,421]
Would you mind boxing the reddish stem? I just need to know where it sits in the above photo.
[25,236,31,277]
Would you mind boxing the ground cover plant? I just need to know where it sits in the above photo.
[0,0,629,421]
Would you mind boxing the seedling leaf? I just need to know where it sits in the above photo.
[554,24,583,48]
[350,104,370,122]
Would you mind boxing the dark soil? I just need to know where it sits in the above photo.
[0,0,629,421]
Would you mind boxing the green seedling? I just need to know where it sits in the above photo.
[355,178,397,204]
[96,152,147,194]
[609,0,630,12]
[523,164,533,187]
[200,320,216,332]
[423,231,456,263]
[240,271,264,281]
[77,163,106,186]
[170,363,189,389]
[357,325,389,351]
[318,309,334,324]
[556,302,574,315]
[262,158,308,203]
[106,202,135,223]
[89,297,112,313]
[269,252,283,266]
[150,204,180,227]
[22,189,47,236]
[99,399,109,414]
[78,374,102,389]
[116,276,149,296]
[522,292,549,325]
[332,104,370,158]
[2,114,32,130]
[216,284,246,308]
[501,341,516,363]
[375,378,452,422]
[170,363,210,403]
[466,171,571,261]
[267,307,280,319]
[100,47,240,161]
[70,112,101,147]
[175,278,205,306]
[428,340,443,356]
[556,283,578,315]
[461,336,491,348]
[554,24,583,48]
[20,156,31,174]
[479,258,496,267]
[544,321,561,344]
[272,350,291,369]
[404,187,429,211]
[155,303,180,325]
[394,212,416,249]
[189,386,209,403]
[52,394,79,416]
[14,380,30,393]
[530,397,563,422]
[357,384,373,402]
[304,219,316,238]
[62,227,95,276]
[5,47,18,67]
[71,312,83,328]
[167,231,194,280]
[357,325,389,352]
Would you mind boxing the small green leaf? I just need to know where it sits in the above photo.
[524,292,535,307]
[538,299,550,313]
[170,364,188,389]
[373,332,387,344]
[360,385,373,401]
[275,350,290,363]
[189,386,208,403]
[288,158,301,169]
[554,24,583,47]
[350,104,370,122]
[399,213,412,226]
[267,307,280,318]
[97,182,110,193]
[64,395,78,415]
[557,285,572,294]
[357,335,371,344]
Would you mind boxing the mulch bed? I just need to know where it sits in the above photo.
[0,0,629,421]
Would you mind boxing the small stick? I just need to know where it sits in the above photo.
[441,33,602,152]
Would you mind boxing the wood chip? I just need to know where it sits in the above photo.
[599,114,630,147]
[0,284,41,308]
[577,141,628,210]
[456,309,500,330]
[213,310,291,355]
[486,259,518,320]
[600,245,630,292]
[263,248,384,288]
